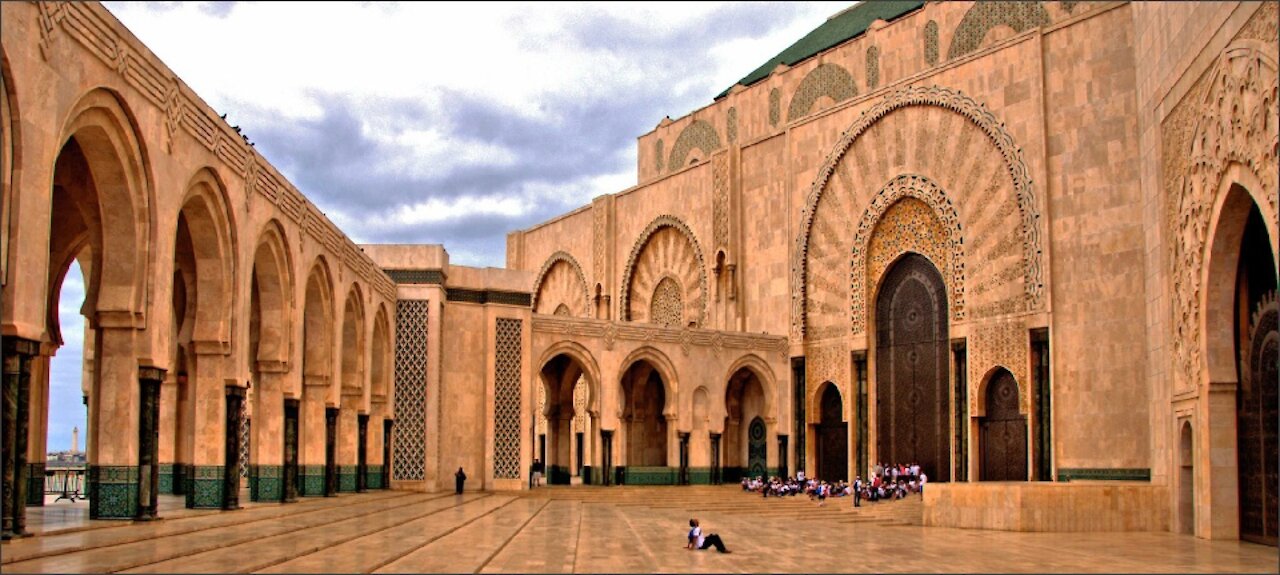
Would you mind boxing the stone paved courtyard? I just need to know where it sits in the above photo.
[1,486,1275,573]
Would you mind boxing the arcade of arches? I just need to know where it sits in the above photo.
[1,0,1277,547]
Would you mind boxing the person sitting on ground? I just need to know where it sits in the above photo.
[686,518,732,553]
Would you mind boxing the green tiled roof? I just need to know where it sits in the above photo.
[714,0,925,100]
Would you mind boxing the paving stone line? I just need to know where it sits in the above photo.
[4,493,437,574]
[120,493,494,574]
[1,491,417,565]
[372,498,550,573]
[253,494,515,575]
[472,498,552,574]
[357,495,522,575]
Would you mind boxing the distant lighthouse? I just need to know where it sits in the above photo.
[72,426,80,454]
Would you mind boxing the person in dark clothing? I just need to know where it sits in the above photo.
[455,467,466,494]
[685,518,731,553]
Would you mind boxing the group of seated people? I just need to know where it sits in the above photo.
[739,462,927,505]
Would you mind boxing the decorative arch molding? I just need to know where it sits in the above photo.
[808,380,847,424]
[946,1,1051,61]
[851,174,965,335]
[667,120,722,171]
[792,85,1044,340]
[302,255,336,378]
[618,345,680,418]
[340,282,367,392]
[974,364,1024,417]
[722,353,779,423]
[787,63,858,122]
[531,251,590,317]
[1170,43,1279,388]
[620,215,708,327]
[250,219,295,365]
[370,303,393,402]
[1,47,19,286]
[57,88,154,322]
[179,167,237,345]
[536,340,603,416]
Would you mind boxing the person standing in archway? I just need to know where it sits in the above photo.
[455,466,467,494]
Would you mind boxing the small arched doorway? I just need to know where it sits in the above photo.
[979,368,1026,481]
[815,383,847,482]
[1178,421,1194,535]
[537,353,595,485]
[724,366,766,481]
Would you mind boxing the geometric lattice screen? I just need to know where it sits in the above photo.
[494,318,523,479]
[394,300,429,481]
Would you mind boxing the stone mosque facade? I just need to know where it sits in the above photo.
[1,0,1276,546]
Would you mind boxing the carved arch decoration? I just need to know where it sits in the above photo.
[851,174,965,336]
[532,251,590,317]
[620,215,708,327]
[1,47,17,285]
[947,1,1050,61]
[250,219,295,365]
[667,120,722,172]
[792,85,1044,340]
[787,63,858,122]
[178,167,238,346]
[1169,42,1279,388]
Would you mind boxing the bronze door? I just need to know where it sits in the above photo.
[875,253,949,481]
[747,417,767,480]
[816,385,847,482]
[979,370,1027,481]
[1239,298,1277,545]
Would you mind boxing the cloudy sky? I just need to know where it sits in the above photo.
[46,1,855,452]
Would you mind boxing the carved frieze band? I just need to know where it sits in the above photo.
[713,154,730,252]
[792,85,1044,340]
[32,1,396,301]
[850,174,966,335]
[532,316,788,360]
[1167,38,1279,387]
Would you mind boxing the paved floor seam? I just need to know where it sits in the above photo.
[472,498,551,574]
[363,495,518,575]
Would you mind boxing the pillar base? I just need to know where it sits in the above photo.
[157,464,175,494]
[184,465,225,509]
[299,465,326,496]
[338,465,358,492]
[365,465,384,490]
[88,466,140,520]
[249,465,284,501]
[26,463,45,506]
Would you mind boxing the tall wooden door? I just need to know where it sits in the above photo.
[875,253,950,481]
[980,369,1027,481]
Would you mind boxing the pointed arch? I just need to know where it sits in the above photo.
[620,215,708,327]
[303,256,335,379]
[722,354,779,423]
[667,119,721,171]
[178,167,237,345]
[531,251,590,317]
[340,282,367,392]
[536,340,602,416]
[370,303,392,403]
[619,345,679,418]
[788,63,858,122]
[250,219,294,364]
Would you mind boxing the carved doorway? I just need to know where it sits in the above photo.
[979,369,1027,481]
[1235,206,1277,546]
[875,253,950,481]
[815,384,847,482]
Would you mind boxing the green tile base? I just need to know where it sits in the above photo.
[26,463,45,506]
[622,466,678,485]
[172,464,188,495]
[687,467,712,485]
[185,465,225,509]
[299,465,326,496]
[88,465,139,519]
[366,465,383,490]
[1057,468,1151,482]
[158,463,175,495]
[250,465,283,501]
[338,465,357,492]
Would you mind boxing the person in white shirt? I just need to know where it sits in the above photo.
[919,471,927,498]
[686,518,731,553]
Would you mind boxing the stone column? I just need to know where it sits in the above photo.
[282,398,300,502]
[1203,385,1240,539]
[357,413,369,492]
[136,367,164,520]
[223,384,245,510]
[381,418,393,489]
[325,405,339,496]
[88,325,141,520]
[25,350,51,507]
[250,362,286,501]
[665,414,679,470]
[298,378,327,496]
[365,403,385,489]
[185,348,227,509]
[158,371,179,494]
[337,392,359,492]
[2,337,37,537]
